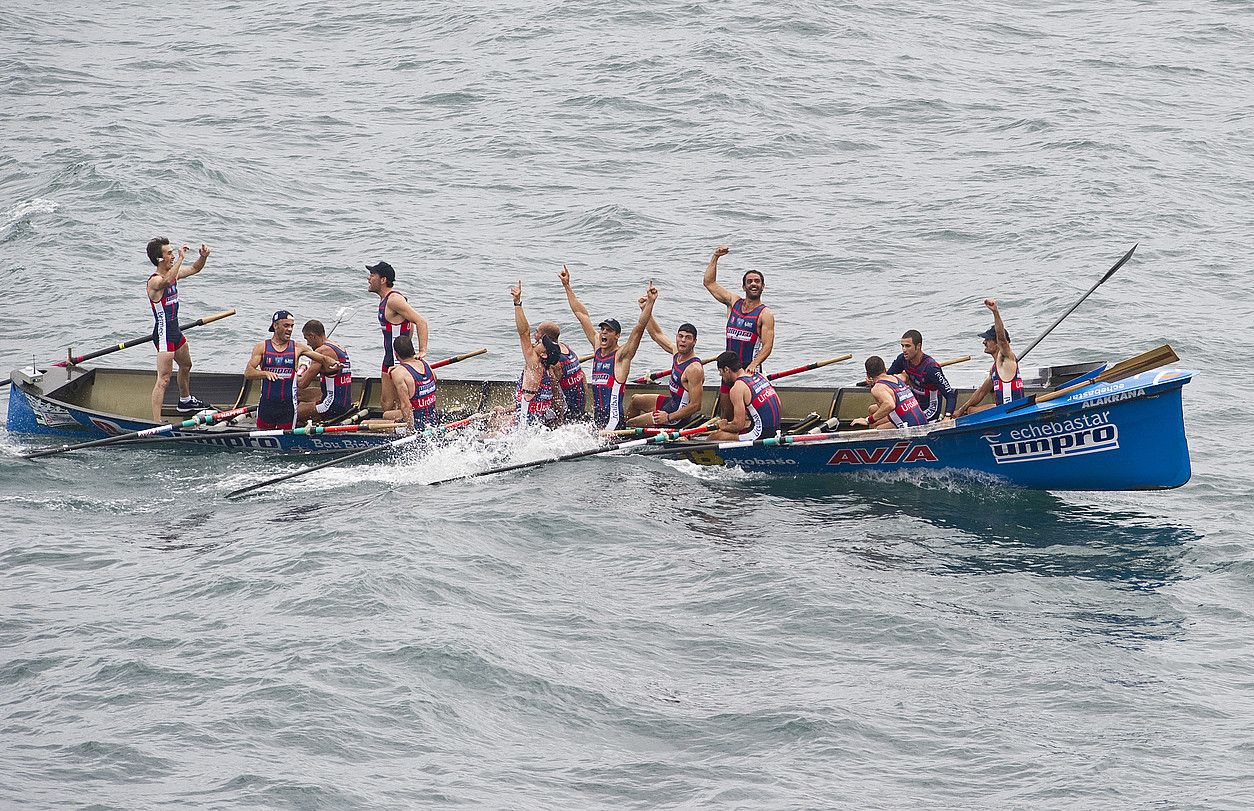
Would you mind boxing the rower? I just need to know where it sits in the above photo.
[510,281,587,418]
[625,312,705,428]
[145,237,212,421]
[296,319,353,424]
[702,245,775,417]
[853,356,928,429]
[954,298,1022,417]
[511,281,566,428]
[244,310,331,430]
[367,261,430,412]
[886,329,958,421]
[380,335,437,434]
[560,265,656,431]
[708,351,782,441]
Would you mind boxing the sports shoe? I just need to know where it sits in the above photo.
[176,396,211,414]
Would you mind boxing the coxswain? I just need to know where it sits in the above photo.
[625,310,705,428]
[245,311,331,430]
[702,245,774,418]
[296,319,353,424]
[954,298,1022,417]
[560,265,656,431]
[510,281,587,418]
[380,335,438,433]
[853,355,928,429]
[510,281,567,428]
[366,261,430,412]
[145,237,211,422]
[708,351,782,441]
[886,330,958,421]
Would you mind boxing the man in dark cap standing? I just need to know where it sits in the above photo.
[367,260,430,412]
[955,298,1023,417]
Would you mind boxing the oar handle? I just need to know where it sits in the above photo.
[939,355,971,367]
[767,354,853,381]
[631,357,715,384]
[579,352,595,363]
[54,309,237,367]
[428,348,488,369]
[1005,344,1177,414]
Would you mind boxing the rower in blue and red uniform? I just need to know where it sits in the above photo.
[145,237,212,422]
[560,265,656,431]
[625,316,706,428]
[855,355,928,429]
[507,280,586,419]
[887,329,958,422]
[382,335,438,433]
[506,280,567,429]
[708,351,782,440]
[297,319,353,424]
[367,261,430,413]
[245,310,332,430]
[955,298,1023,417]
[702,245,775,417]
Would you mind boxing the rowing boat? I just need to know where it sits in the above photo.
[8,359,1098,455]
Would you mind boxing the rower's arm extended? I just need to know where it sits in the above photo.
[955,376,993,417]
[639,296,675,354]
[986,298,1017,381]
[511,281,534,359]
[177,244,210,280]
[391,296,430,359]
[617,286,657,378]
[747,308,774,374]
[559,264,598,348]
[703,245,737,307]
[297,345,337,388]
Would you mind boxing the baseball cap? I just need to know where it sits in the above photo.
[597,318,622,334]
[365,261,396,285]
[979,325,1009,341]
[269,310,294,332]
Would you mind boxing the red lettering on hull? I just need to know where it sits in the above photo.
[828,442,938,466]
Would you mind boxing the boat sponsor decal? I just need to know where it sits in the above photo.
[309,437,382,450]
[89,417,129,436]
[30,398,79,428]
[1083,388,1145,409]
[1152,369,1186,384]
[735,457,797,466]
[176,433,283,450]
[984,410,1119,464]
[826,440,938,466]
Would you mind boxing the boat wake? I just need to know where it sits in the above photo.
[1,197,58,236]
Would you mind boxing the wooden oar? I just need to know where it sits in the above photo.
[429,348,487,369]
[22,404,258,459]
[579,352,595,363]
[1018,244,1137,362]
[426,422,717,486]
[225,413,486,499]
[1005,343,1177,414]
[630,357,716,385]
[110,422,404,447]
[850,354,970,387]
[767,354,853,382]
[53,309,236,367]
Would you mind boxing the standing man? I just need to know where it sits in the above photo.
[380,335,438,434]
[245,311,333,430]
[367,261,430,412]
[703,245,774,417]
[853,356,928,429]
[510,281,587,418]
[560,265,656,431]
[955,299,1022,417]
[707,351,782,441]
[887,330,958,422]
[146,237,211,421]
[625,306,705,428]
[296,319,354,424]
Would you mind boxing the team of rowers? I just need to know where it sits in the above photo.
[144,238,1025,438]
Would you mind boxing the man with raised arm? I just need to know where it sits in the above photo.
[954,299,1023,417]
[852,356,928,429]
[560,265,656,431]
[146,237,211,422]
[510,280,587,419]
[703,245,774,418]
[707,351,782,441]
[887,329,958,422]
[366,260,430,412]
[625,302,705,428]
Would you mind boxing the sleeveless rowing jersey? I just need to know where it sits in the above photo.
[990,360,1024,405]
[515,367,557,427]
[725,299,766,369]
[315,341,353,417]
[378,291,413,372]
[149,274,185,353]
[590,348,624,430]
[555,344,587,416]
[399,360,437,429]
[660,354,700,414]
[887,352,957,420]
[258,339,298,429]
[737,372,781,440]
[874,376,927,428]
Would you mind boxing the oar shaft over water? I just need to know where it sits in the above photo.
[54,309,236,367]
[23,405,257,459]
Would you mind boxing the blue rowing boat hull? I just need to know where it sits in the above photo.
[676,369,1194,491]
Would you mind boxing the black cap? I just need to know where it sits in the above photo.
[269,310,294,332]
[597,318,622,334]
[979,325,1009,341]
[677,322,698,338]
[365,261,396,285]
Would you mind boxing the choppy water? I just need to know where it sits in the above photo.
[3,1,1254,807]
